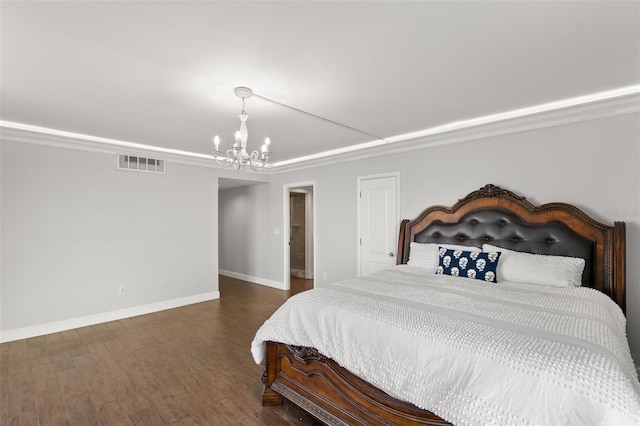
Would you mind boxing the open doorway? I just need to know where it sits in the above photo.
[284,183,315,292]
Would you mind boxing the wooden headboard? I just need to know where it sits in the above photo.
[397,184,626,312]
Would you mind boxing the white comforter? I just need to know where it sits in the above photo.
[251,265,640,426]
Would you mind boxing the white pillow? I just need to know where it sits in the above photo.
[482,243,585,287]
[408,242,481,273]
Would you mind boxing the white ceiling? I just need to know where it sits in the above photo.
[2,1,639,168]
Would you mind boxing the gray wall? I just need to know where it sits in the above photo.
[218,183,272,283]
[219,112,640,361]
[1,139,220,338]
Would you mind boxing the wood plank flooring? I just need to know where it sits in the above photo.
[1,276,321,425]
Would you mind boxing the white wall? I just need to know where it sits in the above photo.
[218,112,640,361]
[1,139,220,341]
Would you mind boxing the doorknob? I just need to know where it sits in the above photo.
[388,252,395,257]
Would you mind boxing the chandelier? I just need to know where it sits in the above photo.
[212,87,271,171]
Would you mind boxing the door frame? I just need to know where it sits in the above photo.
[357,172,400,277]
[283,181,316,290]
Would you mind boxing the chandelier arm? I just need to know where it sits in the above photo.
[212,148,243,168]
[214,151,233,167]
[215,158,232,168]
[249,150,267,171]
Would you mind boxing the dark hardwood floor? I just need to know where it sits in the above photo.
[0,276,320,425]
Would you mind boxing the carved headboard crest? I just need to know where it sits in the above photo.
[457,183,527,204]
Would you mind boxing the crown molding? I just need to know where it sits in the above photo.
[269,91,640,174]
[0,124,217,167]
[0,124,271,183]
[2,88,638,175]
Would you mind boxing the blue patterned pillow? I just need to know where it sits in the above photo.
[436,247,501,283]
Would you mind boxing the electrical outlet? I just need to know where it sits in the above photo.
[118,285,127,295]
[322,272,328,280]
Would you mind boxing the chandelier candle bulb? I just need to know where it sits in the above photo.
[262,137,271,155]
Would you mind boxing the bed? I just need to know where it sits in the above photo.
[251,184,638,425]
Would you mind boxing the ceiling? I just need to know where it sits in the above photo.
[2,1,639,169]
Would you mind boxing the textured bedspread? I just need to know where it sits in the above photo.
[251,265,640,425]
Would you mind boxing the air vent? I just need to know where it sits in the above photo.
[117,154,165,174]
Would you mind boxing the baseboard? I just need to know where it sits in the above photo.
[0,291,219,343]
[290,269,305,278]
[219,269,286,290]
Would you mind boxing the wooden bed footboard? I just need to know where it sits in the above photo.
[262,341,452,426]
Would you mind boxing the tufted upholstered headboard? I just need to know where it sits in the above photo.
[397,184,627,312]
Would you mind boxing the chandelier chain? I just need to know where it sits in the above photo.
[252,93,386,142]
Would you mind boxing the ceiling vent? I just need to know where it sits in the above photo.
[118,154,165,174]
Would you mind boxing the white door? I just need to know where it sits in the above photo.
[359,175,398,276]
